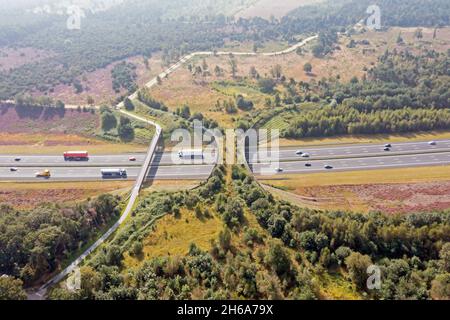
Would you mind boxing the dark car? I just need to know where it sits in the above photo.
[305,163,312,167]
[324,165,333,170]
[384,147,391,151]
[384,144,392,148]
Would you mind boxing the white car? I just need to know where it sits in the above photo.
[301,153,310,158]
[10,167,18,172]
[428,141,437,146]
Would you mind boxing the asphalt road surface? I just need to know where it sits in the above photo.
[248,139,450,163]
[0,152,217,167]
[0,164,214,181]
[252,151,450,175]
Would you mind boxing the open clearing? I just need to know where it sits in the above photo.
[38,54,166,106]
[260,166,450,214]
[123,208,223,268]
[0,105,148,154]
[0,47,54,71]
[0,181,133,209]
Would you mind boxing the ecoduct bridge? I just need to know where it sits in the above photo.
[29,35,319,299]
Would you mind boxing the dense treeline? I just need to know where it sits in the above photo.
[282,0,450,39]
[0,194,121,286]
[48,166,449,300]
[284,106,450,138]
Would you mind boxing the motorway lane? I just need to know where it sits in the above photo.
[0,164,214,181]
[248,139,450,163]
[0,152,216,167]
[252,152,450,175]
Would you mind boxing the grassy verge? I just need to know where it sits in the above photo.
[259,165,450,187]
[277,131,450,148]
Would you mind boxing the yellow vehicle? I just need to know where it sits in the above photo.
[35,169,51,178]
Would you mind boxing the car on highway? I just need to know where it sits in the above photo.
[9,167,18,172]
[384,144,392,148]
[129,156,137,161]
[305,163,312,167]
[301,153,310,158]
[295,150,304,155]
[324,165,333,170]
[428,141,437,146]
[14,157,21,162]
[35,169,51,178]
[384,147,391,151]
[275,167,284,173]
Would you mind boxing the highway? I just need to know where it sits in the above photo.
[0,152,211,167]
[252,151,450,175]
[0,164,214,181]
[248,139,450,162]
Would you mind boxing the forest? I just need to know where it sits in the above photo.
[0,0,449,99]
[41,166,449,300]
[0,194,122,287]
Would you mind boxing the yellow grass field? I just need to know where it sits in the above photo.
[123,208,223,268]
[260,165,450,187]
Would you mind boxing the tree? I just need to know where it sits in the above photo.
[106,245,123,266]
[414,28,423,39]
[345,252,372,291]
[0,277,27,300]
[271,64,282,79]
[55,100,65,109]
[430,274,450,300]
[214,65,222,77]
[265,241,291,277]
[202,59,208,71]
[87,96,95,105]
[101,111,117,132]
[228,56,237,78]
[440,243,450,272]
[218,229,232,252]
[249,66,258,79]
[117,116,134,142]
[303,62,313,74]
[123,97,134,111]
[80,266,102,300]
[258,78,276,94]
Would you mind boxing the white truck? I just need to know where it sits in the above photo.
[177,149,204,159]
[101,168,127,178]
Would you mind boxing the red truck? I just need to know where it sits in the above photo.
[64,151,89,161]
